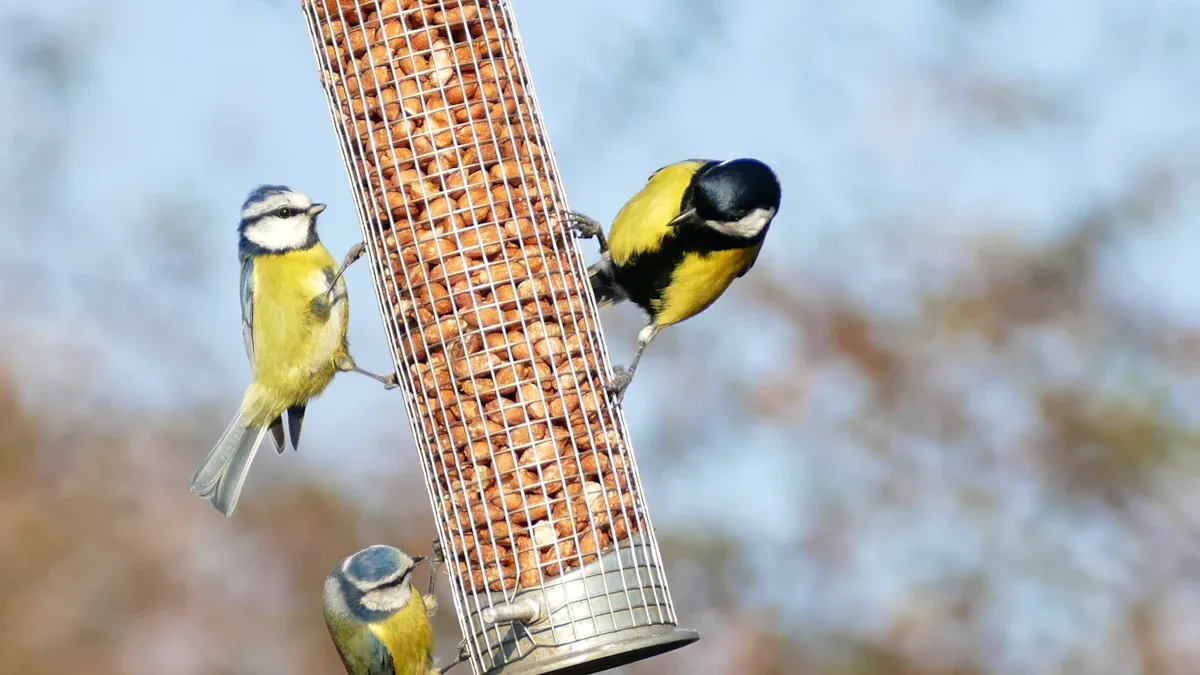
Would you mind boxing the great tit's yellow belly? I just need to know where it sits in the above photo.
[247,244,349,424]
[368,589,434,675]
[652,245,759,327]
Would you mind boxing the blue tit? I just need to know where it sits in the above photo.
[189,184,399,517]
[567,158,781,401]
[323,542,468,675]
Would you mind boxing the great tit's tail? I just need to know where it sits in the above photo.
[587,257,626,310]
[189,400,270,517]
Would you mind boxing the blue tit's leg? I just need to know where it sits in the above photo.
[436,639,471,675]
[564,211,608,253]
[608,322,660,403]
[325,242,366,302]
[423,537,444,618]
[335,352,399,390]
[427,536,445,598]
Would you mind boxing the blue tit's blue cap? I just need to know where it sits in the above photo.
[345,545,406,584]
[242,184,294,211]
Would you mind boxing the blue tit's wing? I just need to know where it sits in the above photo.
[341,627,396,675]
[239,258,255,363]
[365,632,396,675]
[239,258,283,452]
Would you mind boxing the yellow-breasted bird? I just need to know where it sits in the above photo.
[568,158,781,401]
[323,541,469,675]
[189,185,398,517]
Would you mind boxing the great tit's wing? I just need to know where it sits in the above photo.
[608,159,715,265]
[239,258,255,363]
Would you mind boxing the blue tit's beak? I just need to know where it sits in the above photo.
[411,555,427,564]
[668,208,695,227]
[307,203,327,216]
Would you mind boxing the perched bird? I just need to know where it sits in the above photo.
[189,185,398,517]
[323,542,469,675]
[568,158,781,401]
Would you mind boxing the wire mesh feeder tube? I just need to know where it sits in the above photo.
[300,1,699,673]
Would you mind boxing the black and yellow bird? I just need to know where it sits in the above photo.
[568,158,781,402]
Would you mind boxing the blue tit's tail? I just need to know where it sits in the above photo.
[587,257,627,309]
[189,401,270,518]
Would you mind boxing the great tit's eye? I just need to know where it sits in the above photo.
[278,207,295,219]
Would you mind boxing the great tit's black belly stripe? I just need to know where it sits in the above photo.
[613,221,764,322]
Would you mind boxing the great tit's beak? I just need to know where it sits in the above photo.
[411,555,427,564]
[307,203,327,216]
[668,208,695,227]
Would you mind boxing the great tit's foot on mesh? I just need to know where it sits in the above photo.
[380,372,399,390]
[607,366,634,403]
[564,211,608,252]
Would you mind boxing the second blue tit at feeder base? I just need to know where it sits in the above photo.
[323,540,471,675]
[189,185,399,518]
[567,157,782,402]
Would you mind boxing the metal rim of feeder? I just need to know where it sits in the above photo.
[299,2,699,673]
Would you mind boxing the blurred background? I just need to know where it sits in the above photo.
[3,0,1200,673]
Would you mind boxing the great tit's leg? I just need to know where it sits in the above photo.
[608,323,660,403]
[325,242,366,302]
[564,211,609,253]
[335,353,399,390]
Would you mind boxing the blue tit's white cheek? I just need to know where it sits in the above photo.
[707,207,775,239]
[360,583,412,612]
[244,215,311,250]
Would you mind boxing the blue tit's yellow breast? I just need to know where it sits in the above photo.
[247,244,349,418]
[368,588,434,675]
[607,160,710,266]
[653,244,760,327]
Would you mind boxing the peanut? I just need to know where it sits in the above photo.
[305,0,644,593]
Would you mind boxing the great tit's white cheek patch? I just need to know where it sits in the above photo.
[708,207,775,239]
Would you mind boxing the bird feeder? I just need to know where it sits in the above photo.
[299,1,699,673]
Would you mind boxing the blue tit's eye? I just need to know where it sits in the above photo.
[278,207,295,218]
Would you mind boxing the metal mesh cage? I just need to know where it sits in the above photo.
[299,1,698,673]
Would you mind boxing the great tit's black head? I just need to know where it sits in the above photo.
[238,184,326,254]
[693,158,781,223]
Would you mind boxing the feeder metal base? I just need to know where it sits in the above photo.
[463,534,699,675]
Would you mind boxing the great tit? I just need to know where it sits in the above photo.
[568,158,781,402]
[189,185,398,517]
[323,542,469,675]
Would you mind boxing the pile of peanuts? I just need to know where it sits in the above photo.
[306,0,644,593]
